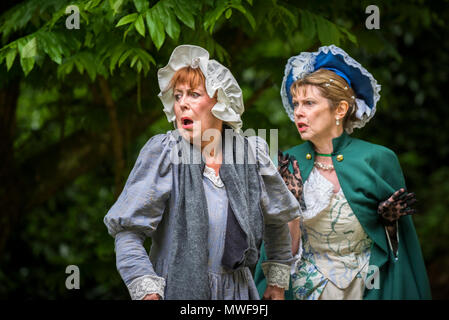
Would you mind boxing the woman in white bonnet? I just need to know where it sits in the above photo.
[104,45,301,300]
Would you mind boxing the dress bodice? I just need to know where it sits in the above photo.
[300,167,372,289]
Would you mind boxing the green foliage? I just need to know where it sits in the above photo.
[0,0,359,78]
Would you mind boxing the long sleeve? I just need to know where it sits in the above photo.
[248,136,301,289]
[104,133,174,299]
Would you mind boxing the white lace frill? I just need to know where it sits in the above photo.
[280,45,381,134]
[301,167,341,221]
[128,274,166,300]
[289,168,338,273]
[203,165,224,188]
[261,262,291,290]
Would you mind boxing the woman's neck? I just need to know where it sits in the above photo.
[202,132,222,176]
[312,127,343,154]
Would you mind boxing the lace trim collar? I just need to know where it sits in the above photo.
[203,165,224,188]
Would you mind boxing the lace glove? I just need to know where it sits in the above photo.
[278,150,306,211]
[378,188,417,256]
[378,188,416,226]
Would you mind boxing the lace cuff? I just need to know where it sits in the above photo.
[127,274,166,300]
[261,262,291,290]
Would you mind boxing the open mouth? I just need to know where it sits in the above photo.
[181,117,194,129]
[297,122,308,132]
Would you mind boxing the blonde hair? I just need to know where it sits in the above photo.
[290,69,358,128]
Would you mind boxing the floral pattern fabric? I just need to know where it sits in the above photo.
[291,168,372,300]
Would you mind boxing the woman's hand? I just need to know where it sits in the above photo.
[142,293,161,300]
[262,285,285,300]
[278,150,306,211]
[378,188,417,226]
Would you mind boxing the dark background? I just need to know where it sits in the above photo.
[0,0,448,299]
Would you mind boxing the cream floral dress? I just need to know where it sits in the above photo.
[291,167,373,300]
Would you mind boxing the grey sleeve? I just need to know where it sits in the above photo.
[248,136,301,264]
[248,136,300,289]
[103,133,173,296]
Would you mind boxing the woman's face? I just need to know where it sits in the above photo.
[173,82,222,146]
[292,84,339,142]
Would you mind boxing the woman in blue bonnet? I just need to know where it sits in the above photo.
[104,45,300,300]
[255,45,431,300]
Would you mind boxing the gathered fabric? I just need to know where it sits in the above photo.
[165,128,262,299]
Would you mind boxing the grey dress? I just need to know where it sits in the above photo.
[104,131,300,300]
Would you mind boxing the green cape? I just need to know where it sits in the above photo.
[254,132,431,299]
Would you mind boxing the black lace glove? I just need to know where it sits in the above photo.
[378,188,417,256]
[378,188,417,226]
[278,150,306,211]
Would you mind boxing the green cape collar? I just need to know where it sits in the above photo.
[303,131,352,155]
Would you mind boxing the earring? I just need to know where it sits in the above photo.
[336,118,340,126]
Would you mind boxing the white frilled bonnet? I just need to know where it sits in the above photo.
[157,45,244,132]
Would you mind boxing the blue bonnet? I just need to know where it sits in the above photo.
[281,45,381,133]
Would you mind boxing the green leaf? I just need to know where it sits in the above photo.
[173,0,195,29]
[85,0,103,11]
[225,9,232,19]
[109,0,125,14]
[135,48,156,66]
[160,2,181,40]
[57,59,75,79]
[146,10,165,50]
[84,32,94,48]
[123,23,135,41]
[134,14,145,37]
[136,60,142,73]
[130,54,138,68]
[243,10,256,29]
[116,13,138,27]
[109,45,128,73]
[276,4,298,28]
[300,10,316,40]
[77,52,98,81]
[339,27,358,45]
[6,49,17,71]
[316,16,341,46]
[20,57,35,75]
[39,32,63,64]
[20,37,37,59]
[230,2,256,29]
[118,49,133,67]
[203,0,228,33]
[74,59,85,74]
[133,0,149,12]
